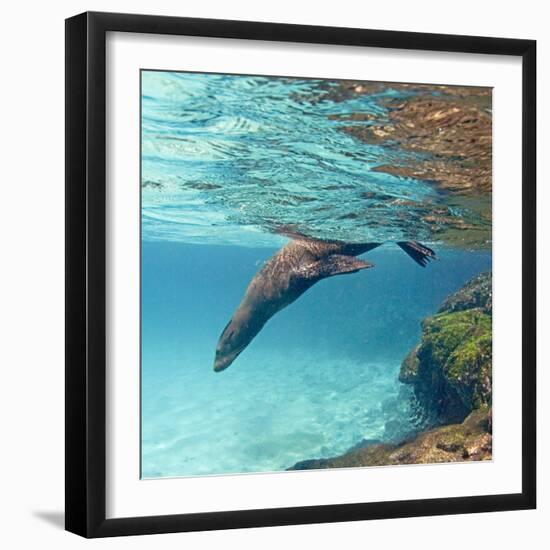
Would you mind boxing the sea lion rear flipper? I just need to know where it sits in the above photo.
[397,241,436,267]
[309,255,374,279]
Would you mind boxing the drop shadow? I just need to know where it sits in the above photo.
[32,510,65,530]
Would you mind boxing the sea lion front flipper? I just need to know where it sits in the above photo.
[304,255,374,280]
[396,241,436,267]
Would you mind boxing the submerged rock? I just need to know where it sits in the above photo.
[439,271,492,314]
[400,345,421,384]
[288,407,492,470]
[400,272,492,425]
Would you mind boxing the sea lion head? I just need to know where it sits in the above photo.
[213,316,252,372]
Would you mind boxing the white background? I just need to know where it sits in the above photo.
[0,0,546,548]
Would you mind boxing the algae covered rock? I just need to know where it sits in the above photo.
[388,407,492,465]
[399,272,492,425]
[421,309,491,410]
[288,407,492,470]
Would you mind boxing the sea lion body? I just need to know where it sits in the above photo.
[213,239,377,371]
[213,237,435,372]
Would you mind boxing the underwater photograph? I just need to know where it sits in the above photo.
[141,70,493,478]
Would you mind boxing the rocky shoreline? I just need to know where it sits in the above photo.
[289,271,493,471]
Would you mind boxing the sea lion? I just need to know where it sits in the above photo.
[213,236,435,372]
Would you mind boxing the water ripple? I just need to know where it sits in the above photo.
[142,71,482,247]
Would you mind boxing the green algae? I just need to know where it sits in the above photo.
[399,272,492,425]
[446,331,492,410]
[412,308,492,416]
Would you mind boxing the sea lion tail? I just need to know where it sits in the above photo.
[397,241,436,267]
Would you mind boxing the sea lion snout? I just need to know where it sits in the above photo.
[213,318,247,372]
[213,349,241,372]
[213,354,231,372]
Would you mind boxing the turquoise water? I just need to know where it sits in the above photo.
[141,71,492,478]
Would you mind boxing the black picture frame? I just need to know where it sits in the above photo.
[65,11,536,538]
